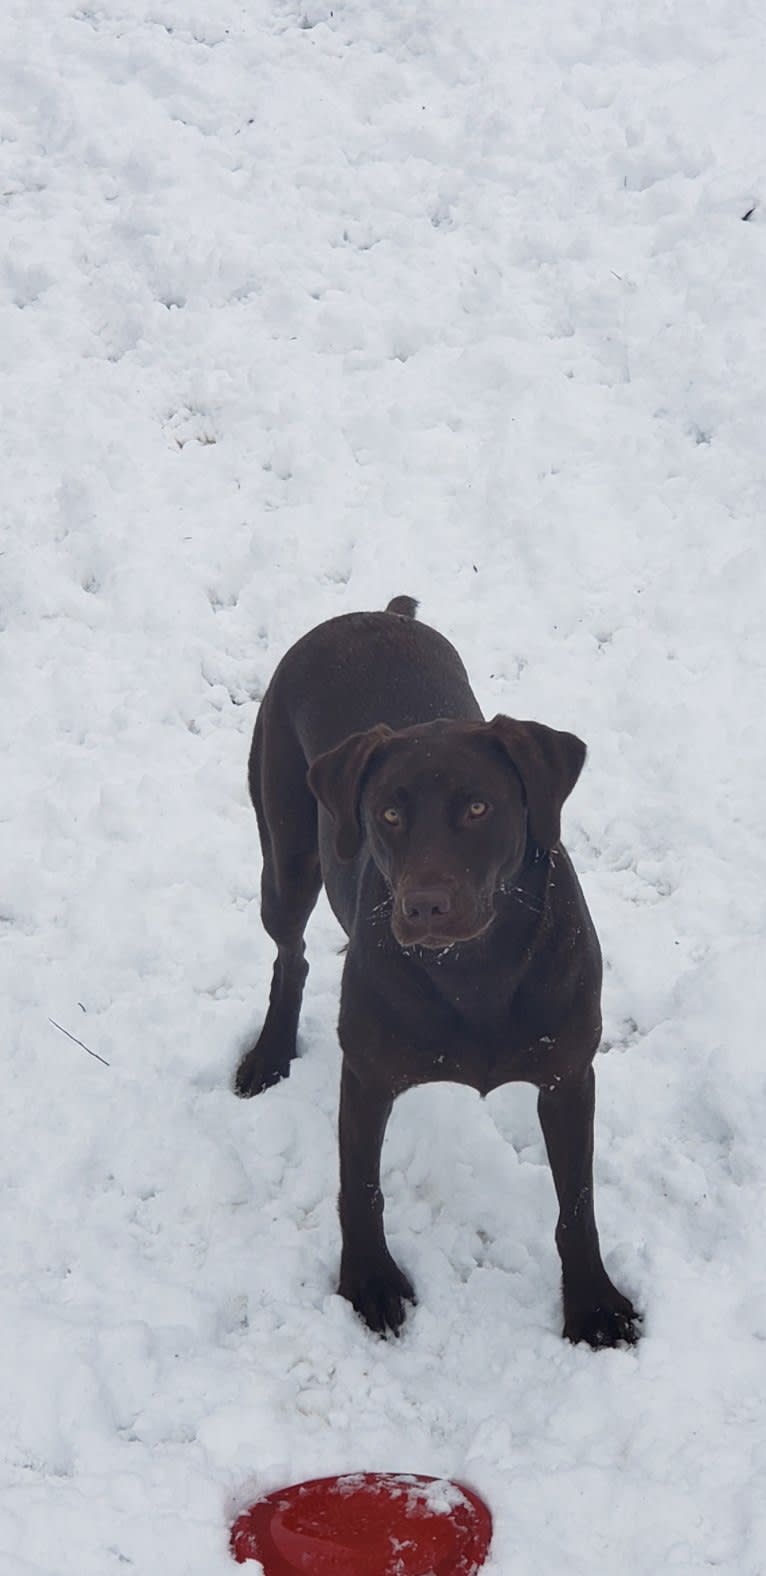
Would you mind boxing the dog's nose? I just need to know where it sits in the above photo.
[401,887,452,921]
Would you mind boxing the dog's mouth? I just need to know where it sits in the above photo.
[391,909,495,951]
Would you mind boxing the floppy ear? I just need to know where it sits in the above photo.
[486,714,586,851]
[307,725,393,861]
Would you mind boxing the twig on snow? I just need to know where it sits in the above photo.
[48,1017,110,1067]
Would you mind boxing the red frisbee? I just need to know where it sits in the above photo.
[230,1472,492,1575]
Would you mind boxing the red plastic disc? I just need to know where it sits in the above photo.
[230,1472,492,1575]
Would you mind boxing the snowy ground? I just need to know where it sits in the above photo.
[2,1,766,1572]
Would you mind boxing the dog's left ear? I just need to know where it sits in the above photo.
[307,724,393,861]
[485,715,586,851]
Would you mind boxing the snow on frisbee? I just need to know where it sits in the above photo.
[230,1472,492,1574]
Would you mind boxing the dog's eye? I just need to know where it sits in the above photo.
[467,800,489,819]
[382,807,401,826]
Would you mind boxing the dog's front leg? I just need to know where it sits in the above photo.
[537,1066,640,1348]
[337,1059,415,1337]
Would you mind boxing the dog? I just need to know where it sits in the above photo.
[236,597,639,1349]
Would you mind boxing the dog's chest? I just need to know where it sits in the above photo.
[401,970,545,1096]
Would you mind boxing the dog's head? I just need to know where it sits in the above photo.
[307,717,585,949]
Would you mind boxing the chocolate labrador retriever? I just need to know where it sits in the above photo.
[236,598,639,1349]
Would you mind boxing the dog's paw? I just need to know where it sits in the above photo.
[564,1291,641,1350]
[339,1257,416,1338]
[234,1044,291,1098]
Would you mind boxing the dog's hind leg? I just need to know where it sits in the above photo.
[235,701,321,1097]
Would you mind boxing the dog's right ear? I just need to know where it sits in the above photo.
[307,725,393,861]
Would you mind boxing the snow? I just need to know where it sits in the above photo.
[1,0,765,1571]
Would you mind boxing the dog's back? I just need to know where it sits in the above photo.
[259,599,483,767]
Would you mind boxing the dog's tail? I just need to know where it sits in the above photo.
[385,595,419,619]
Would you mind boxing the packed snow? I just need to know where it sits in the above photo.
[1,1,765,1572]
